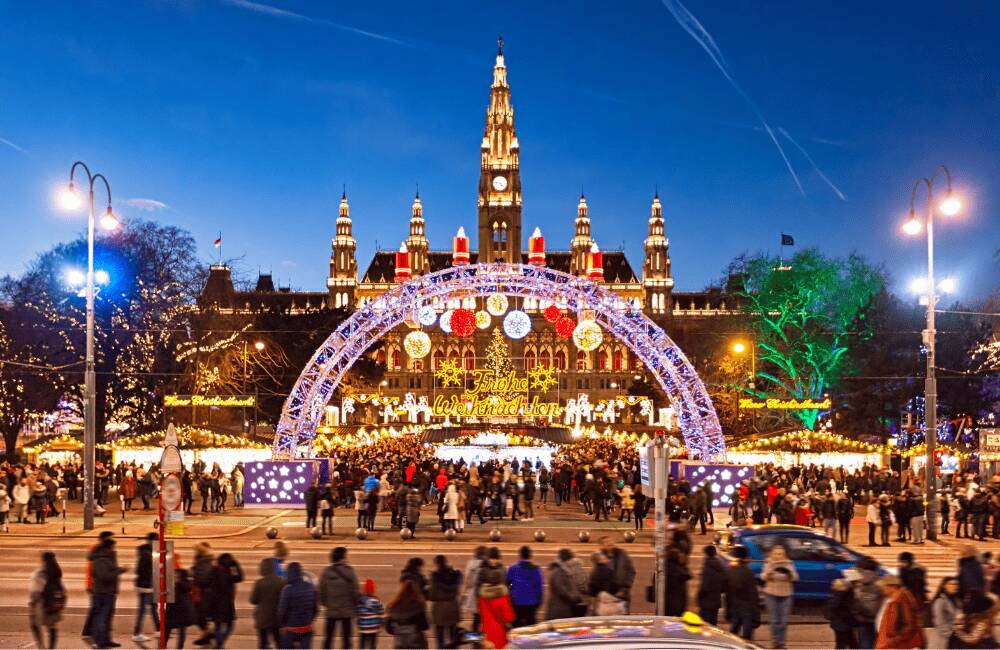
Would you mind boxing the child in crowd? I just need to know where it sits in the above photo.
[356,579,385,649]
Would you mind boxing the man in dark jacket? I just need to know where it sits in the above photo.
[319,547,360,649]
[546,549,584,620]
[897,551,927,612]
[250,559,285,649]
[697,545,727,625]
[725,545,760,641]
[133,532,160,643]
[90,535,127,649]
[506,546,543,627]
[277,562,318,648]
[600,537,636,611]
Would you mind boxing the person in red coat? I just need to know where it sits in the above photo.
[478,549,515,648]
[794,499,812,527]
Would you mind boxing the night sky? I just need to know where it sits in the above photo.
[1,1,997,298]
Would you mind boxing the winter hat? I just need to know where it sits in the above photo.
[364,579,376,595]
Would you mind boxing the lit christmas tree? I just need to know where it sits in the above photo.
[485,328,513,380]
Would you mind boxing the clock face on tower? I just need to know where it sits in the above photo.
[492,175,508,191]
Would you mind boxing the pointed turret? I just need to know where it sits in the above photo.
[406,191,429,275]
[327,190,357,308]
[642,191,673,315]
[570,193,594,275]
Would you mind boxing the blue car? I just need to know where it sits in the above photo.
[715,525,887,599]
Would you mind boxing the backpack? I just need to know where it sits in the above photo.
[43,583,67,614]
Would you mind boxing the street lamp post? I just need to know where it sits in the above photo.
[732,339,756,435]
[900,164,961,543]
[61,162,119,531]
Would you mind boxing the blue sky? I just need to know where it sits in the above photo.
[1,1,997,297]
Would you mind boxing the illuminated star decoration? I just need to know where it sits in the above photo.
[528,365,557,392]
[434,358,464,388]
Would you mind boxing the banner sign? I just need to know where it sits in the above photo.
[431,370,562,418]
[980,428,1000,459]
[164,394,255,408]
[739,397,832,410]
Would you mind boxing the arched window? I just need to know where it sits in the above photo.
[577,351,587,370]
[524,349,536,370]
[539,349,551,368]
[449,348,460,363]
[412,359,423,371]
[375,349,386,365]
[554,349,566,370]
[597,349,608,371]
[613,348,623,371]
[464,349,475,371]
[391,349,401,370]
[433,350,444,370]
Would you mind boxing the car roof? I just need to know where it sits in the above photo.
[508,615,759,649]
[730,525,817,536]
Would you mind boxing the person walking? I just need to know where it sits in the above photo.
[874,575,924,649]
[191,542,216,647]
[428,555,462,649]
[507,545,544,628]
[600,536,636,612]
[250,559,285,649]
[837,492,854,544]
[461,547,487,632]
[958,544,986,597]
[725,545,760,642]
[897,551,928,616]
[386,579,429,649]
[164,557,196,649]
[305,479,319,529]
[949,592,1000,648]
[820,492,837,539]
[206,553,244,649]
[319,547,360,649]
[761,545,798,649]
[546,549,585,621]
[355,580,385,650]
[587,552,621,615]
[478,552,515,650]
[443,484,459,532]
[847,558,885,649]
[697,545,727,626]
[664,547,691,617]
[930,577,961,649]
[12,477,29,523]
[405,487,422,538]
[633,485,648,531]
[89,533,126,649]
[866,498,880,547]
[29,552,65,650]
[878,494,894,547]
[133,532,161,643]
[277,562,319,649]
[320,490,334,536]
[826,578,856,649]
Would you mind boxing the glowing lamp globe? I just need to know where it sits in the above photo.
[439,310,454,334]
[486,293,508,316]
[901,217,922,236]
[451,308,477,337]
[939,195,961,216]
[403,330,431,359]
[503,310,531,340]
[573,320,603,351]
[59,185,82,211]
[475,310,492,329]
[555,315,576,338]
[417,305,437,327]
[543,304,562,323]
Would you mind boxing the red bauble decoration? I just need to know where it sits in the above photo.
[543,304,562,323]
[451,308,477,337]
[555,315,576,338]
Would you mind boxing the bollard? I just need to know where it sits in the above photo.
[578,530,590,543]
[533,530,546,542]
[623,530,636,543]
[400,527,413,540]
[445,528,457,541]
[489,528,501,542]
[120,495,126,535]
[265,527,278,539]
[355,527,368,540]
[310,527,323,539]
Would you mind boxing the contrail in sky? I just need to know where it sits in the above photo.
[778,128,847,201]
[0,136,27,154]
[221,0,412,48]
[660,0,805,196]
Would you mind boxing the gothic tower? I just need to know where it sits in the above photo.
[327,191,358,308]
[478,37,522,263]
[570,193,593,275]
[406,191,429,275]
[642,192,673,315]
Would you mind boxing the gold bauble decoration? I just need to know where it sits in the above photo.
[475,310,492,329]
[403,330,431,358]
[572,320,603,352]
[486,293,509,316]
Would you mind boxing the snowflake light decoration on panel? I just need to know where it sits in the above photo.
[451,308,477,337]
[528,365,557,392]
[573,320,603,351]
[475,310,492,329]
[503,309,531,339]
[435,358,464,388]
[403,330,431,358]
[439,309,454,334]
[486,293,508,316]
[417,305,437,327]
[555,315,575,338]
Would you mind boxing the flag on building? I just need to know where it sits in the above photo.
[780,233,795,246]
[213,234,222,247]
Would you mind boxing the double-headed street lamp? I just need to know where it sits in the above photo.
[59,162,119,531]
[899,164,962,543]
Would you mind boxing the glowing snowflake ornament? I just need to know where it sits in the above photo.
[503,309,531,339]
[417,305,437,327]
[439,310,454,334]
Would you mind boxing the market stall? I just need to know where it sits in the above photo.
[726,429,887,471]
[109,426,272,472]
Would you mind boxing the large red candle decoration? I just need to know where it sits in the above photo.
[587,242,604,282]
[528,226,545,266]
[452,227,470,266]
[394,243,411,282]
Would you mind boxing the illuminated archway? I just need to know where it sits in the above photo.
[275,263,725,459]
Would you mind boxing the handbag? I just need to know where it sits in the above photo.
[594,591,626,616]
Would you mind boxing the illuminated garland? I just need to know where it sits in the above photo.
[729,429,886,454]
